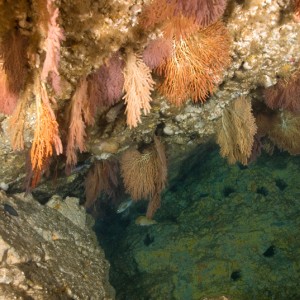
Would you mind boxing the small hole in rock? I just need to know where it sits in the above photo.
[199,193,209,198]
[155,122,165,136]
[263,245,276,257]
[231,270,242,281]
[3,204,19,217]
[256,187,268,196]
[223,187,235,197]
[144,233,154,246]
[189,132,199,140]
[275,179,287,191]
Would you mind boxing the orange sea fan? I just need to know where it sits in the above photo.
[161,13,199,40]
[28,77,62,189]
[139,0,200,41]
[31,79,62,172]
[139,0,177,30]
[139,0,227,30]
[156,21,231,106]
[26,69,62,189]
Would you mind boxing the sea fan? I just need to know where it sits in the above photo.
[139,0,177,29]
[0,29,28,94]
[161,13,199,40]
[139,0,227,29]
[156,21,231,106]
[139,0,199,40]
[120,136,167,218]
[84,159,119,209]
[217,97,257,165]
[31,78,62,172]
[175,0,227,27]
[120,148,157,201]
[268,110,300,155]
[123,51,155,128]
[41,1,65,93]
[66,78,89,168]
[264,72,300,112]
[24,73,63,189]
[87,52,124,112]
[0,68,18,115]
[142,38,173,70]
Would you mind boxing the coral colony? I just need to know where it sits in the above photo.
[0,0,300,218]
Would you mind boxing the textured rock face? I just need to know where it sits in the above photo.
[0,191,114,299]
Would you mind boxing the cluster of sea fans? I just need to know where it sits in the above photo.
[139,0,231,106]
[247,69,300,164]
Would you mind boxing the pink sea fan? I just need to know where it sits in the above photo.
[87,53,125,109]
[66,78,88,168]
[105,54,125,104]
[175,0,227,27]
[142,38,173,70]
[123,52,155,128]
[41,5,65,85]
[49,71,61,95]
[0,69,18,115]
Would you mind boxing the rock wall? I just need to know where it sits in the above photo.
[0,191,114,299]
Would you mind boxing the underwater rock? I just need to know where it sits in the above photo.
[0,191,114,299]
